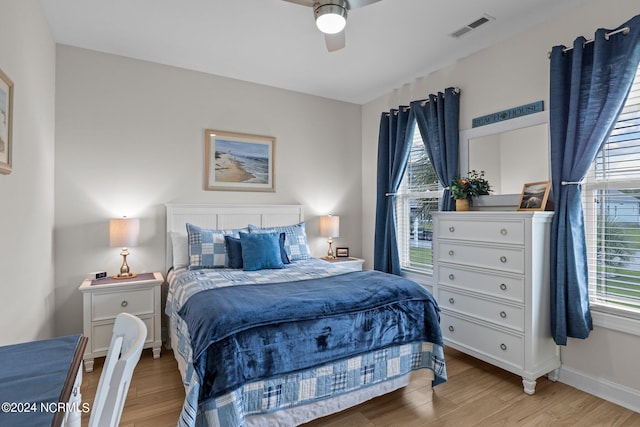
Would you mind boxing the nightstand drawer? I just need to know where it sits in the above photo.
[92,288,154,320]
[90,316,155,354]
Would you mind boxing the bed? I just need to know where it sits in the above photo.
[165,203,446,426]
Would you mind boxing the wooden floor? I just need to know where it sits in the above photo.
[80,347,639,426]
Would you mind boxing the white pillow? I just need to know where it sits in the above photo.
[171,231,189,269]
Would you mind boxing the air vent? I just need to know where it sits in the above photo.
[450,14,495,38]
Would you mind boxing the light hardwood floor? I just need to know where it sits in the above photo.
[80,347,639,426]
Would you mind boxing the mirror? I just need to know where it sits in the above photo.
[460,111,549,199]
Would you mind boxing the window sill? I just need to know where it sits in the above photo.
[591,304,640,337]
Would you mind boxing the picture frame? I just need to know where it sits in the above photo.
[205,129,275,192]
[518,181,551,211]
[336,247,349,258]
[0,67,14,175]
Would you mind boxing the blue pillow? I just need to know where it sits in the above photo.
[225,233,289,269]
[248,222,312,261]
[239,231,285,271]
[224,235,243,269]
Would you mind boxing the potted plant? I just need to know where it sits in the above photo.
[450,170,491,211]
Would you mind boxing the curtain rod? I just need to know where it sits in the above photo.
[547,26,630,58]
[384,87,461,116]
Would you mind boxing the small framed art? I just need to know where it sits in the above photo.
[518,181,551,211]
[205,129,275,192]
[0,67,13,175]
[336,247,349,257]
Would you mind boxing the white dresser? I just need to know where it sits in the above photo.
[433,211,560,394]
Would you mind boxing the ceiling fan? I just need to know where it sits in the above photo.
[283,0,383,52]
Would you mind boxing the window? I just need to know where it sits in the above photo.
[395,122,443,274]
[583,64,640,314]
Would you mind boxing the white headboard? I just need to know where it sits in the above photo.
[165,203,305,270]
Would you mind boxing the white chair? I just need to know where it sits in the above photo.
[88,313,147,427]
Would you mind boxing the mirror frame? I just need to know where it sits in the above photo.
[459,110,550,207]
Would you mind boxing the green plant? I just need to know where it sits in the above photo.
[450,170,491,200]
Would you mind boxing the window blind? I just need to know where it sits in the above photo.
[584,64,640,312]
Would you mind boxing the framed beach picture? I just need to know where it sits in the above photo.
[517,181,551,211]
[0,67,13,175]
[205,129,275,192]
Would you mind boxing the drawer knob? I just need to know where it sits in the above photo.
[121,300,128,307]
[448,274,455,280]
[500,283,507,291]
[449,297,455,304]
[500,311,507,319]
[449,250,455,256]
[500,256,507,263]
[500,343,508,351]
[500,228,508,236]
[448,325,455,332]
[449,226,455,232]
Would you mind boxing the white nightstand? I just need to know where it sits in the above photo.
[322,257,365,272]
[78,272,164,372]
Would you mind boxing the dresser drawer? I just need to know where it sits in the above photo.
[90,316,155,354]
[438,242,524,274]
[441,312,524,369]
[92,288,155,320]
[437,287,524,331]
[437,219,524,245]
[438,265,524,303]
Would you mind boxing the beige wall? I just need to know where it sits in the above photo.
[0,0,56,345]
[53,46,363,336]
[361,0,640,407]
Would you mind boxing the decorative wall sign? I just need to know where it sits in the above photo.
[472,101,544,128]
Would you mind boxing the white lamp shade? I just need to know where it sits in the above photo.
[315,2,347,34]
[319,215,340,238]
[110,218,140,247]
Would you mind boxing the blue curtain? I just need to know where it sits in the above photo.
[549,15,640,345]
[410,88,460,212]
[374,107,414,274]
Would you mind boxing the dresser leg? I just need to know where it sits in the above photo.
[522,377,537,395]
[152,345,161,359]
[84,358,94,373]
[547,368,560,382]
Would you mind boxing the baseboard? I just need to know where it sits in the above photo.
[558,365,640,412]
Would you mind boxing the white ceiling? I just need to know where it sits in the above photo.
[39,0,588,104]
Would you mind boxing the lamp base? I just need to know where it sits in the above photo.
[113,273,137,280]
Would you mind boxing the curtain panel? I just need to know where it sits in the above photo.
[549,15,640,345]
[410,87,460,212]
[374,108,414,274]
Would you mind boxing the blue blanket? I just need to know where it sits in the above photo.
[178,270,443,402]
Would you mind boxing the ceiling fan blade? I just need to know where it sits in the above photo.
[325,31,346,52]
[281,0,315,7]
[346,0,383,9]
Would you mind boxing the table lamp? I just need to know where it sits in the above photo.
[110,217,140,279]
[319,215,340,259]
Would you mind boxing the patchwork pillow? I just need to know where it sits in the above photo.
[239,231,285,271]
[186,223,240,269]
[248,222,312,261]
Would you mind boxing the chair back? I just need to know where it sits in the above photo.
[88,312,147,427]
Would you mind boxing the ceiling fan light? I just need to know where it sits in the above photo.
[315,3,347,34]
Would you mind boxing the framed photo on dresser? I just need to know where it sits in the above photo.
[518,181,551,211]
